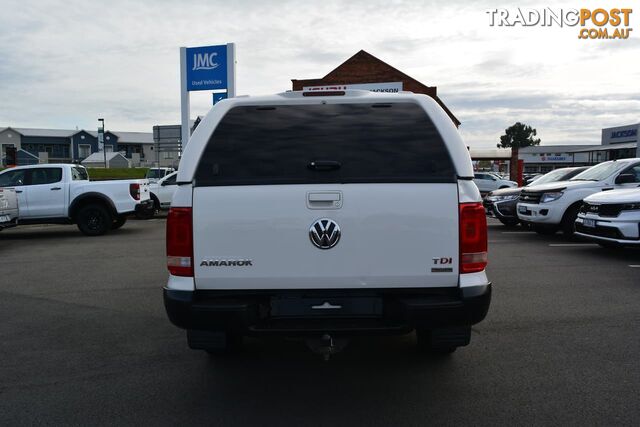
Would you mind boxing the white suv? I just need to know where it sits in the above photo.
[576,188,640,246]
[517,158,640,235]
[163,90,491,357]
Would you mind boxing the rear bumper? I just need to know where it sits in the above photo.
[133,199,154,213]
[163,285,491,336]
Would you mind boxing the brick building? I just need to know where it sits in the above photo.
[291,50,460,126]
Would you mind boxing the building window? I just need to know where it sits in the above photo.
[80,135,85,139]
[79,144,91,158]
[163,151,173,159]
[105,145,113,153]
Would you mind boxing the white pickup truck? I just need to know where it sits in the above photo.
[163,90,491,358]
[0,164,152,235]
[0,187,19,230]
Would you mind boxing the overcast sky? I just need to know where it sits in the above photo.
[0,0,638,148]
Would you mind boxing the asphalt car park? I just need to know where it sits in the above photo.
[0,218,639,425]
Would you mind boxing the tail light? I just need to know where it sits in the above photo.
[459,202,488,274]
[167,207,193,277]
[129,183,140,200]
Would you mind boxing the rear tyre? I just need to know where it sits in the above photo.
[76,204,112,236]
[561,204,581,237]
[112,215,127,230]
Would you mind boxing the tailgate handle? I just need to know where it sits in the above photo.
[308,192,340,202]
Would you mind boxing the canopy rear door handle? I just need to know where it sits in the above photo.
[307,191,342,209]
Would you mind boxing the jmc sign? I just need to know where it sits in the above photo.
[180,43,236,149]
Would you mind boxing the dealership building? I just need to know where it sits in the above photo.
[291,50,460,127]
[518,123,639,173]
[0,127,179,167]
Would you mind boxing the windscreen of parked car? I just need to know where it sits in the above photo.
[163,173,177,185]
[146,169,165,179]
[195,103,456,186]
[570,162,620,181]
[530,168,578,186]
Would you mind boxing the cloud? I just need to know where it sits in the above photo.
[0,0,638,150]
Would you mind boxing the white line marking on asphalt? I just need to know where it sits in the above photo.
[629,265,640,268]
[548,243,599,247]
[501,231,534,234]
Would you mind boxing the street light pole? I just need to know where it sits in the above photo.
[98,118,106,168]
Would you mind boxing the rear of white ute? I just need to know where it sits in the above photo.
[164,90,491,357]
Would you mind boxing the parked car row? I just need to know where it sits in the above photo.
[484,166,589,226]
[484,158,640,247]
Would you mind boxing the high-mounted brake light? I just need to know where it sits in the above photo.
[302,85,347,97]
[459,202,488,274]
[129,183,140,200]
[302,91,346,97]
[167,207,193,277]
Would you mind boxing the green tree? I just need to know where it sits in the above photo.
[498,122,541,181]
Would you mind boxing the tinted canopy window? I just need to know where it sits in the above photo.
[195,103,455,186]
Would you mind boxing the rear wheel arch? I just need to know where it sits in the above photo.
[69,193,117,220]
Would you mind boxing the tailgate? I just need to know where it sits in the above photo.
[136,180,151,201]
[193,184,459,290]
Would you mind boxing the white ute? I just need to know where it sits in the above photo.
[517,158,640,236]
[0,164,152,235]
[163,90,491,357]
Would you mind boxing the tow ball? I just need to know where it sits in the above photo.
[305,334,349,361]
